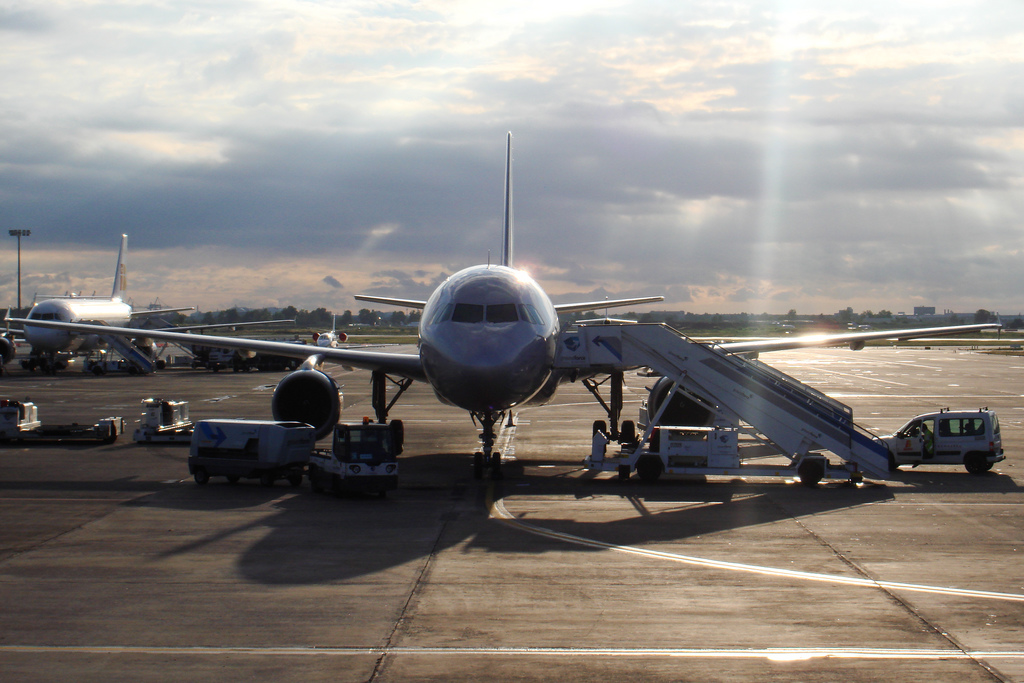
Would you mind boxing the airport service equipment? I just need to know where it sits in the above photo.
[0,399,124,443]
[308,418,402,497]
[562,321,893,486]
[133,398,193,443]
[188,419,315,486]
[881,408,1004,474]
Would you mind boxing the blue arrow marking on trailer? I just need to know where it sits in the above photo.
[201,423,228,447]
[592,335,623,361]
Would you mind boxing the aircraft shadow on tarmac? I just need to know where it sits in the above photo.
[134,453,1022,587]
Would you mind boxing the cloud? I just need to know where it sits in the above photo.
[0,1,1022,314]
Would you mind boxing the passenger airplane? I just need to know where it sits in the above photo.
[8,235,284,374]
[15,134,999,477]
[12,235,194,373]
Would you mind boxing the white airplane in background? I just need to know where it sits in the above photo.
[7,235,287,374]
[314,315,347,347]
[16,134,1000,477]
[11,235,194,373]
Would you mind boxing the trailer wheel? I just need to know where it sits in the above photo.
[636,455,663,483]
[260,471,276,487]
[309,465,323,493]
[617,464,631,481]
[798,458,825,487]
[964,452,992,475]
[619,420,636,445]
[193,468,209,485]
[287,471,303,487]
[102,425,117,444]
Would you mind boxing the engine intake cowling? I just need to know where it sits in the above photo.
[0,335,16,365]
[271,368,342,440]
[647,376,714,426]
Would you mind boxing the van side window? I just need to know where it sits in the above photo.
[963,418,984,436]
[900,421,920,438]
[938,419,953,437]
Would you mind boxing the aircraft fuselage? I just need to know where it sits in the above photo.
[418,265,560,413]
[24,298,132,353]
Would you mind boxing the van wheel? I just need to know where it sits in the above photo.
[193,468,209,485]
[964,452,992,475]
[260,472,276,487]
[636,455,663,483]
[287,471,303,487]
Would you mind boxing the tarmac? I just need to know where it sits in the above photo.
[1,344,1023,682]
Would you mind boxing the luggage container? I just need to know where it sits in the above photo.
[188,419,315,486]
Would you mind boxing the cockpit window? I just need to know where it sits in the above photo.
[486,303,519,323]
[29,312,55,320]
[518,304,543,325]
[431,303,455,325]
[451,303,484,323]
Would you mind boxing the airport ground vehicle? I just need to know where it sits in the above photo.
[880,408,1004,474]
[589,419,847,487]
[188,419,315,486]
[133,398,193,443]
[0,399,124,443]
[308,419,402,496]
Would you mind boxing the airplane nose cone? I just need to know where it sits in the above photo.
[420,327,554,412]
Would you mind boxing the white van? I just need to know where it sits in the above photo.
[881,409,1004,474]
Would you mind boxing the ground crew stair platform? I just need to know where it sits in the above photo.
[554,322,893,483]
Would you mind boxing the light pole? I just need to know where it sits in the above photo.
[8,229,30,311]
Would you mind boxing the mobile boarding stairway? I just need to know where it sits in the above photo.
[554,322,892,484]
[101,333,155,374]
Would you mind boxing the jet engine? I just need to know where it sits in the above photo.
[0,335,15,365]
[646,376,714,426]
[271,367,343,439]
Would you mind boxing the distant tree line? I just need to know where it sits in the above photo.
[185,307,421,328]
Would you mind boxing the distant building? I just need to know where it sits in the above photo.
[913,306,936,316]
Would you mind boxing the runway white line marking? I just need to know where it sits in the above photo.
[1,645,1023,661]
[489,498,1024,603]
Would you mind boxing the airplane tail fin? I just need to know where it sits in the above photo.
[111,234,127,300]
[502,132,513,268]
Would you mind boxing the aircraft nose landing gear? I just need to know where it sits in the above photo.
[472,411,505,480]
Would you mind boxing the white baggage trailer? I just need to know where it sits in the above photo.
[188,419,315,486]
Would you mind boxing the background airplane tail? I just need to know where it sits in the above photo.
[111,234,127,299]
[502,132,513,268]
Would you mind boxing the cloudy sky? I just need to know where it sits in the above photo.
[1,1,1022,315]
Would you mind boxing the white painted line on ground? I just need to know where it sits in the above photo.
[1,645,1023,661]
[490,497,1024,603]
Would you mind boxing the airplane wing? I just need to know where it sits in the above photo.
[354,295,427,309]
[554,296,664,315]
[9,319,427,380]
[130,307,196,317]
[716,323,1001,354]
[150,319,296,333]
